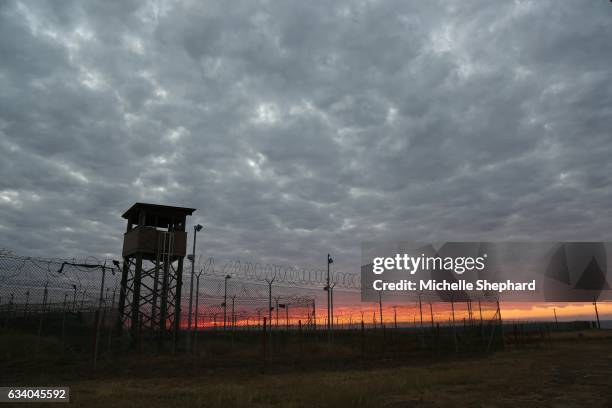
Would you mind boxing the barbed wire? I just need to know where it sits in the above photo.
[195,255,360,289]
[0,251,503,328]
[0,252,322,325]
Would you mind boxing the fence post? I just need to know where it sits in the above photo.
[298,319,303,353]
[36,309,45,353]
[436,322,440,354]
[4,298,9,328]
[24,290,29,317]
[107,309,114,352]
[61,308,66,354]
[262,317,267,372]
[451,299,458,352]
[92,309,100,368]
[35,282,49,353]
[593,298,601,329]
[360,319,365,356]
[497,300,505,349]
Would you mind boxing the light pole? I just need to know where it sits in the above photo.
[330,283,336,329]
[194,269,202,349]
[326,254,333,343]
[231,295,236,331]
[187,224,203,351]
[223,274,231,331]
[265,276,275,334]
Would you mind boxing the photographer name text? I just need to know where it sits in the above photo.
[373,279,537,293]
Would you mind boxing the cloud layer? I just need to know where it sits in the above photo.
[1,0,611,273]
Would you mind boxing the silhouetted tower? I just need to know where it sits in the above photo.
[116,203,195,349]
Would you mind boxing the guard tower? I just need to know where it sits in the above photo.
[117,203,196,349]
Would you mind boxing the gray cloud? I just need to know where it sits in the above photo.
[1,0,611,274]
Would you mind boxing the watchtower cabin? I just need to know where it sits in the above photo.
[117,203,196,349]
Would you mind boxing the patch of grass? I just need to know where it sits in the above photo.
[2,329,611,407]
[64,338,612,407]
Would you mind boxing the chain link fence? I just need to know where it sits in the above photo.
[1,250,591,364]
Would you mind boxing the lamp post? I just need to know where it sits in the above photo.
[330,283,336,329]
[265,276,275,334]
[194,269,202,350]
[231,295,236,332]
[326,254,333,343]
[187,224,203,351]
[223,274,231,331]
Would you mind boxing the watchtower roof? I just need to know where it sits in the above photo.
[121,203,196,220]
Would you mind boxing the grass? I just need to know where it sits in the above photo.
[1,329,611,407]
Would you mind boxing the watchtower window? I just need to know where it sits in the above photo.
[122,203,195,232]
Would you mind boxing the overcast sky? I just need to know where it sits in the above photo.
[1,1,611,274]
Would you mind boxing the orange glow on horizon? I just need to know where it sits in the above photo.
[182,301,611,329]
